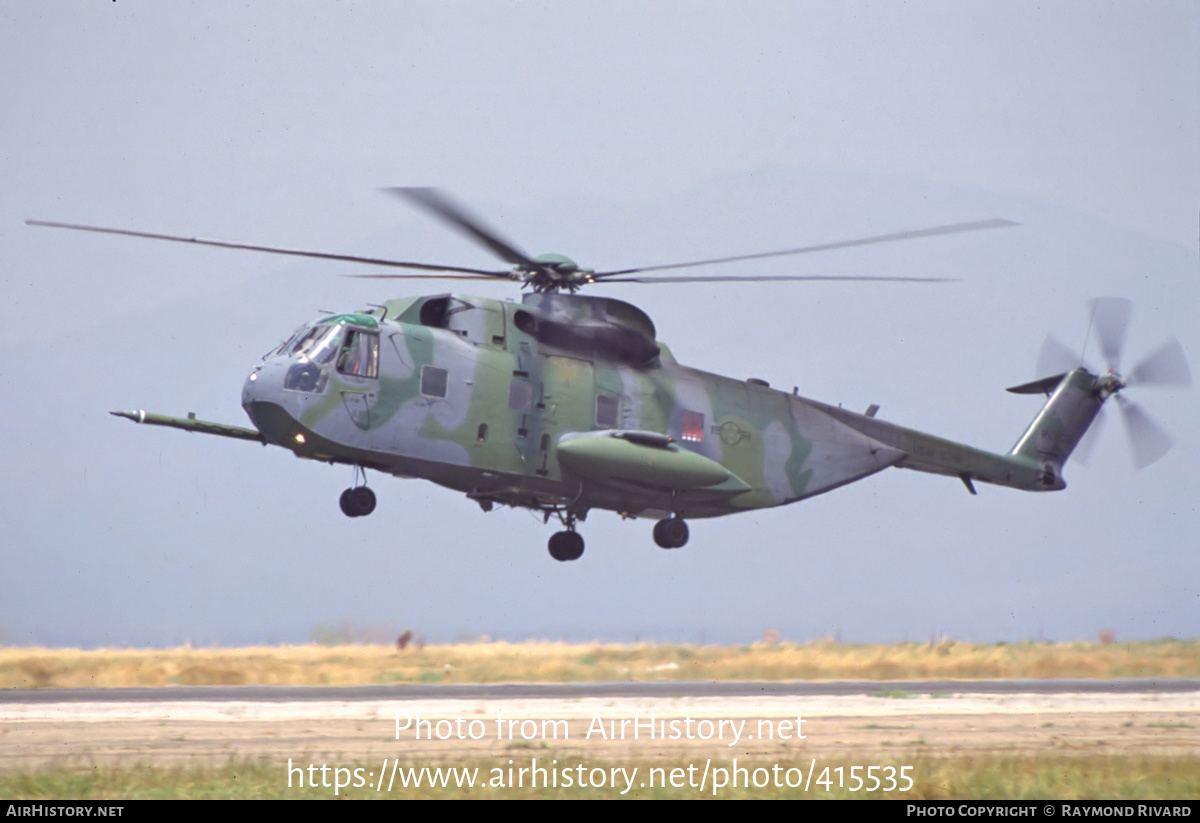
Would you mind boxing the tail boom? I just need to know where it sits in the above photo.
[802,399,1059,492]
[802,367,1111,494]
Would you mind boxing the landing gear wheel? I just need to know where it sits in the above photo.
[355,486,376,516]
[548,530,584,562]
[653,517,689,549]
[339,486,376,517]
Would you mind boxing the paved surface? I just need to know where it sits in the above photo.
[3,683,1198,769]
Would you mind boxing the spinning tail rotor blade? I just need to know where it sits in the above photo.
[1130,338,1192,388]
[1031,298,1189,470]
[1116,396,1173,469]
[1069,407,1106,466]
[1036,333,1085,378]
[1088,297,1133,372]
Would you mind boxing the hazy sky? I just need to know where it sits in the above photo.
[2,2,1197,647]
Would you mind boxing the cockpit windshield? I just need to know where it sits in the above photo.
[280,319,381,393]
[285,323,344,365]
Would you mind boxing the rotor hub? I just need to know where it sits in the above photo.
[1095,370,1126,400]
[516,254,597,292]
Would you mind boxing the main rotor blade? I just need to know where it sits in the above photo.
[1116,395,1172,469]
[383,187,538,269]
[591,218,1017,279]
[25,219,510,277]
[346,272,512,281]
[1088,297,1132,373]
[1130,338,1192,388]
[599,274,956,284]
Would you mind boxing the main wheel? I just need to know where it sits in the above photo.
[653,517,689,549]
[548,530,584,561]
[339,486,377,517]
[354,486,377,516]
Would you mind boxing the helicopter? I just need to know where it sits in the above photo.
[28,189,1191,561]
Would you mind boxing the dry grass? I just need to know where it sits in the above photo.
[4,755,1199,799]
[2,638,1198,689]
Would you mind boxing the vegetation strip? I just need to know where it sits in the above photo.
[4,755,1199,800]
[3,640,1198,689]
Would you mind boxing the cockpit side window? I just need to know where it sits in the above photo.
[337,329,380,378]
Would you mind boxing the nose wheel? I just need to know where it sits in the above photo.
[653,516,689,549]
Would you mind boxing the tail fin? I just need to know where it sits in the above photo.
[1006,369,1111,485]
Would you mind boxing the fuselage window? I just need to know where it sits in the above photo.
[681,410,705,443]
[337,329,380,379]
[595,393,620,428]
[421,365,448,399]
[477,423,488,442]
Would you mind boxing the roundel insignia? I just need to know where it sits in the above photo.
[717,421,750,446]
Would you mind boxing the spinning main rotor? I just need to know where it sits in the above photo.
[28,188,1015,294]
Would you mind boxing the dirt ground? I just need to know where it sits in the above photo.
[3,691,1197,771]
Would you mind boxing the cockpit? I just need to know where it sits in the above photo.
[276,314,381,393]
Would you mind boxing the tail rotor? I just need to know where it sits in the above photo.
[1034,297,1190,469]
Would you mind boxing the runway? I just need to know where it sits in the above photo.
[4,679,1199,771]
[7,677,1200,703]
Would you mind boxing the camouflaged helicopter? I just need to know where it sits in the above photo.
[29,189,1191,561]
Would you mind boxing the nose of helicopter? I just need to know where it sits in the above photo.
[241,363,306,448]
[241,365,275,434]
[241,366,264,407]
